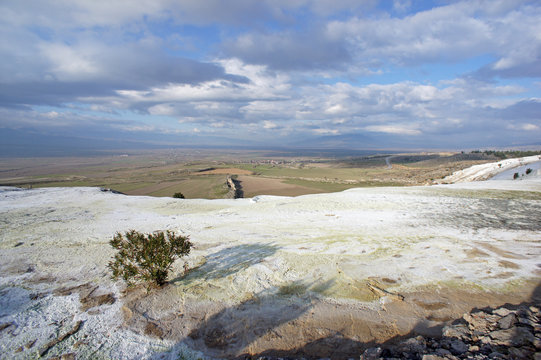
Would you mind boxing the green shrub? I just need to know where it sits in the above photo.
[513,172,519,179]
[173,192,185,199]
[108,230,192,286]
[526,168,533,175]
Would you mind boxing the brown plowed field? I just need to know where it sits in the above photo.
[238,175,324,197]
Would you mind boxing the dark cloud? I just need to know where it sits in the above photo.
[0,49,247,108]
[498,99,541,120]
[104,54,246,89]
[222,29,351,71]
[475,59,541,79]
[0,82,115,108]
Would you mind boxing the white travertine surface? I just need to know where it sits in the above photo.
[1,161,540,359]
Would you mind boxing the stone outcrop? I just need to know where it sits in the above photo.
[361,303,540,360]
[226,175,243,199]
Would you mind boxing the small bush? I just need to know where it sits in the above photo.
[108,230,192,286]
[173,192,185,199]
[526,168,532,175]
[513,172,519,179]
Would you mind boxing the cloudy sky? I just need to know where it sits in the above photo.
[1,0,540,152]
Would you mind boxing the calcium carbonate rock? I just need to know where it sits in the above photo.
[449,339,468,355]
[489,327,535,346]
[421,355,446,360]
[435,348,452,357]
[464,311,498,332]
[489,350,506,359]
[508,346,532,359]
[360,346,382,360]
[442,324,469,340]
[396,336,426,354]
[493,308,513,317]
[497,313,516,329]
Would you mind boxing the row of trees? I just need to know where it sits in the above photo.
[471,150,541,159]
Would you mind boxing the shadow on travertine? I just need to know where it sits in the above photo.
[132,279,334,359]
[170,243,280,286]
[187,282,319,358]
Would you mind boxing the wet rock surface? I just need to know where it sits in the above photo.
[360,303,540,360]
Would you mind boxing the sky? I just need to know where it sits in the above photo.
[1,0,540,153]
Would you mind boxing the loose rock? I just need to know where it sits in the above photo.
[361,347,382,360]
[449,339,468,355]
[497,313,516,329]
[493,308,512,317]
[362,303,540,359]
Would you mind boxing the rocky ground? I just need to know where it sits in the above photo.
[360,302,540,360]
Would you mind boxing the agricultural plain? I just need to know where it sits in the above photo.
[0,149,500,199]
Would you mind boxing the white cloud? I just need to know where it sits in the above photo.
[522,123,539,130]
[112,59,536,145]
[508,123,540,131]
[325,104,346,115]
[392,0,411,13]
[313,128,339,135]
[148,104,176,116]
[218,0,539,74]
[324,0,541,74]
[45,111,59,118]
[364,125,421,135]
[0,0,378,32]
[38,43,101,80]
[263,121,278,129]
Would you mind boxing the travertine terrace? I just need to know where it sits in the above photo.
[1,159,540,359]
